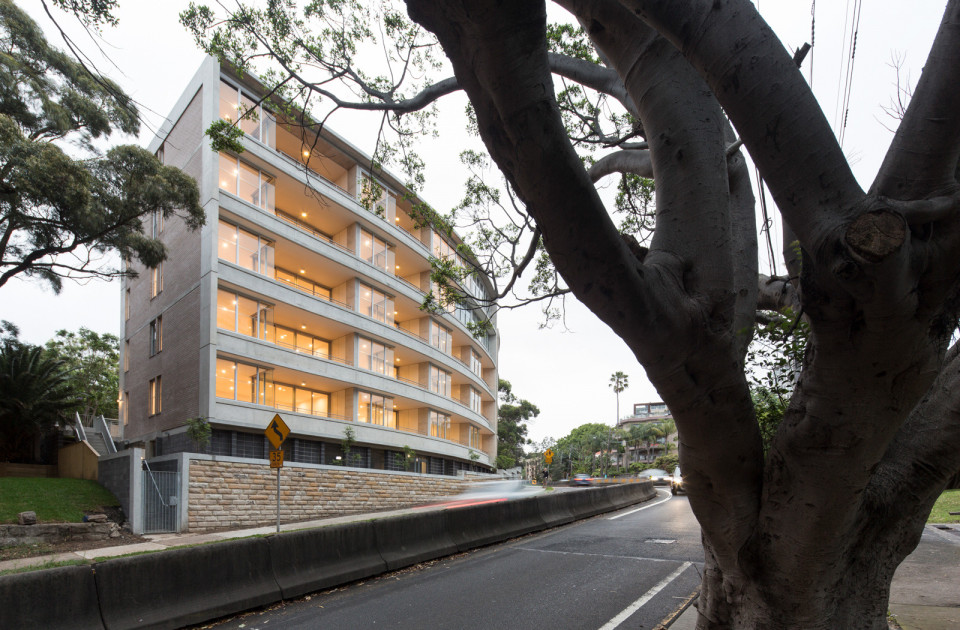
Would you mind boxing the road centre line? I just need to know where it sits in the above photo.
[597,561,693,630]
[608,489,672,520]
[512,546,679,564]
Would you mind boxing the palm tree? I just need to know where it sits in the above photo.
[0,343,78,462]
[609,371,629,423]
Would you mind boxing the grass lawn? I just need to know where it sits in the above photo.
[928,489,960,524]
[0,477,119,524]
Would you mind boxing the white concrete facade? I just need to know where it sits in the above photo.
[120,58,498,475]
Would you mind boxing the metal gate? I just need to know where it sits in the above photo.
[143,468,180,533]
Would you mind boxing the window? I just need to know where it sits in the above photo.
[151,262,163,297]
[359,337,393,375]
[148,376,162,416]
[358,283,394,325]
[149,317,162,356]
[125,288,130,320]
[217,289,273,341]
[274,324,330,359]
[429,365,451,396]
[150,209,163,238]
[235,432,266,459]
[359,228,391,271]
[218,220,275,276]
[275,267,331,301]
[432,231,459,261]
[218,153,276,211]
[428,410,450,439]
[268,380,329,416]
[358,392,395,428]
[123,340,129,372]
[468,386,482,414]
[468,425,481,449]
[219,80,275,147]
[122,391,128,425]
[216,358,274,406]
[469,348,482,377]
[430,321,451,353]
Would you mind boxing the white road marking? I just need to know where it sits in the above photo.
[512,546,679,563]
[607,488,672,520]
[597,561,693,630]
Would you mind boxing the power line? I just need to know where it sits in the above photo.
[836,0,863,148]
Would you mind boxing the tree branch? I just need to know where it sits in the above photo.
[757,274,799,312]
[619,0,865,246]
[547,51,639,118]
[587,149,652,181]
[873,1,960,200]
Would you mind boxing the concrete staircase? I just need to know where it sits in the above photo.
[85,433,110,457]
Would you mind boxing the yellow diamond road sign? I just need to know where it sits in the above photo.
[265,414,290,449]
[545,448,554,464]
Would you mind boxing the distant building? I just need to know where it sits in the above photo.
[617,402,672,428]
[619,402,674,466]
[119,57,499,475]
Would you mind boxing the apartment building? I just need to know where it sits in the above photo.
[617,402,672,429]
[119,58,499,475]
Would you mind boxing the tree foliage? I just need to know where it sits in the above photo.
[0,0,204,292]
[0,339,78,462]
[495,378,539,469]
[44,327,119,419]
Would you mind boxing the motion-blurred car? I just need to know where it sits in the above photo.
[572,473,593,486]
[422,480,545,509]
[636,468,673,486]
[670,466,685,495]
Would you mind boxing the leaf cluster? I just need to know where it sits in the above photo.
[44,327,119,419]
[0,338,78,462]
[0,3,205,291]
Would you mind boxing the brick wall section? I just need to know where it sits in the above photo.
[125,88,205,440]
[188,459,468,531]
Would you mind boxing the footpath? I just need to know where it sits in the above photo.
[666,523,960,630]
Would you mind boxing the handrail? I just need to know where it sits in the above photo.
[272,337,350,365]
[74,412,87,442]
[274,147,352,196]
[94,415,117,454]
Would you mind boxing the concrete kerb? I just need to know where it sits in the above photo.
[0,564,104,630]
[372,510,458,571]
[269,520,387,600]
[94,537,280,630]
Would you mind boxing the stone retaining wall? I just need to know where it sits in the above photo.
[0,522,121,547]
[188,459,468,531]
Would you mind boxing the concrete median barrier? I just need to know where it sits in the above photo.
[536,492,576,528]
[95,537,280,630]
[445,496,547,551]
[565,486,617,519]
[269,521,386,599]
[0,564,103,630]
[372,510,457,571]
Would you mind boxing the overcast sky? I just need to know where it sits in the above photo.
[4,1,947,446]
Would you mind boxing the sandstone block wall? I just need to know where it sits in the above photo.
[188,459,468,531]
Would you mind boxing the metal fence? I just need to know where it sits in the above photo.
[143,469,180,533]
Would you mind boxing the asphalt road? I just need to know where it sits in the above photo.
[199,489,704,630]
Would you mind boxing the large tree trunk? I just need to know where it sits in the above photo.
[695,544,895,630]
[403,0,960,626]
